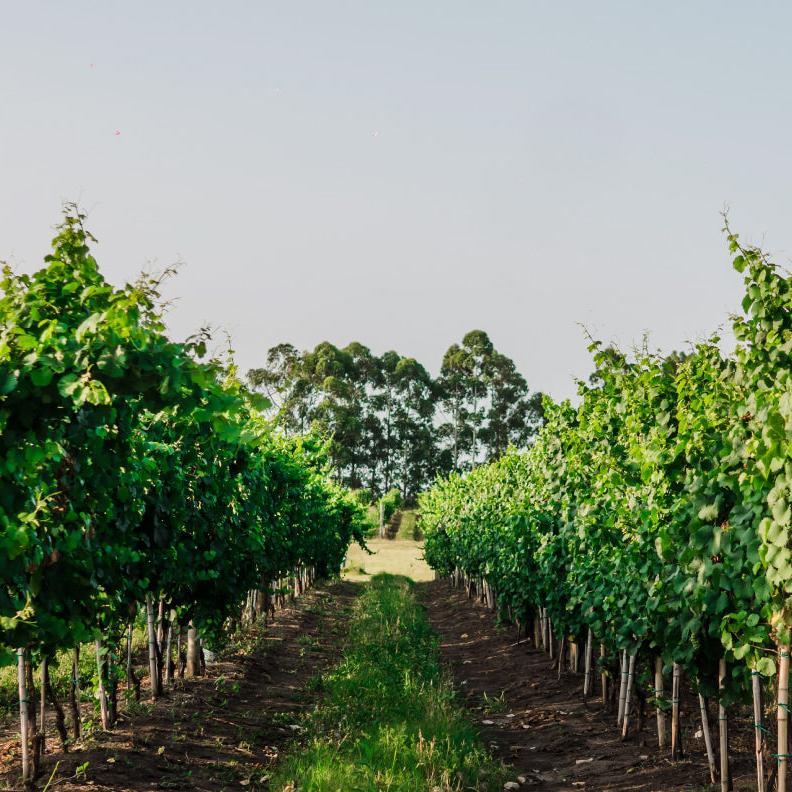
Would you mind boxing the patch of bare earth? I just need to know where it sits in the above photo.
[0,581,360,792]
[421,580,759,792]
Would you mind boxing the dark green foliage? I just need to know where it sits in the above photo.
[248,331,543,495]
[0,208,366,666]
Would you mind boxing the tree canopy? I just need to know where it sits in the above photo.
[247,330,544,499]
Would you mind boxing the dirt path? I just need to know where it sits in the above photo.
[421,580,757,792]
[0,581,360,792]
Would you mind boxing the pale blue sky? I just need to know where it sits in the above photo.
[2,2,790,400]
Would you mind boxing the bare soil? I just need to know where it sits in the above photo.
[0,581,360,792]
[420,580,760,792]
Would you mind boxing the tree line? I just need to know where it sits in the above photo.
[247,330,544,500]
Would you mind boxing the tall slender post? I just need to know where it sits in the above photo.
[70,646,81,739]
[583,629,593,697]
[95,639,110,730]
[557,637,565,680]
[126,623,134,693]
[146,594,159,699]
[778,645,789,792]
[600,644,608,707]
[655,657,666,748]
[699,693,717,785]
[542,608,548,651]
[39,659,47,754]
[617,650,628,726]
[18,649,31,790]
[164,624,173,685]
[752,669,766,792]
[718,657,730,792]
[621,652,637,740]
[671,662,682,759]
[186,624,202,677]
[176,625,184,678]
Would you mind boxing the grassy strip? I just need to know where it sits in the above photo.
[396,509,420,540]
[271,574,505,791]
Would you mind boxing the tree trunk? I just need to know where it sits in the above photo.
[45,672,69,752]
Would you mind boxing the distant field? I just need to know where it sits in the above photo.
[343,537,434,582]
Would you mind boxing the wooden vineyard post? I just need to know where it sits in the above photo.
[621,652,637,740]
[186,624,202,677]
[600,644,608,707]
[146,594,160,699]
[718,657,730,792]
[548,620,555,660]
[95,640,110,730]
[164,623,173,685]
[17,649,31,791]
[751,669,766,792]
[617,650,628,727]
[654,657,666,749]
[557,636,566,680]
[176,624,183,678]
[698,693,717,785]
[583,629,593,697]
[778,644,790,792]
[126,623,134,695]
[70,646,81,739]
[542,608,548,651]
[671,662,682,759]
[39,659,47,754]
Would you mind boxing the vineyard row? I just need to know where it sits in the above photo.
[420,222,791,792]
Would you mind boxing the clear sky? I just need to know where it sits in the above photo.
[2,2,790,401]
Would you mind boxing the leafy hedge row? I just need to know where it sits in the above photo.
[0,208,366,668]
[421,224,790,704]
